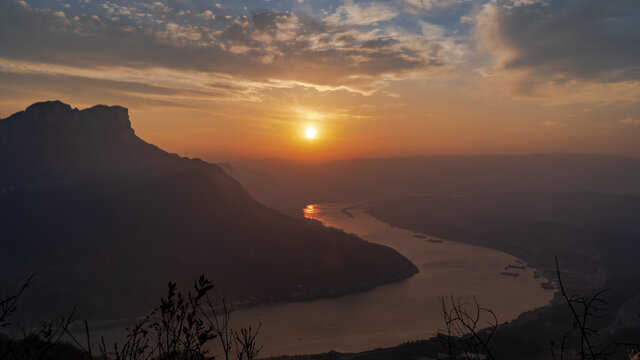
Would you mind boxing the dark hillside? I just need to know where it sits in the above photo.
[0,101,418,324]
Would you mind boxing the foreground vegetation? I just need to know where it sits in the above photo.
[2,260,639,360]
[0,275,260,360]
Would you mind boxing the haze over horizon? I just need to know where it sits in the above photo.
[1,0,639,161]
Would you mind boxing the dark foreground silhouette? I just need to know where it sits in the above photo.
[0,101,417,325]
[2,266,639,360]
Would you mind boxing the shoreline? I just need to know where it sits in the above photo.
[78,267,418,335]
[361,206,561,293]
[80,203,552,357]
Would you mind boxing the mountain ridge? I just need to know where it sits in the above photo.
[2,100,133,142]
[0,101,418,324]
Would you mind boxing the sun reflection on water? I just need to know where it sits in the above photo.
[303,204,318,217]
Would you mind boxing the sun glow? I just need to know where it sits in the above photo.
[305,126,317,139]
[303,204,317,217]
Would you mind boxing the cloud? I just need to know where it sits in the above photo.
[399,0,465,13]
[620,117,640,125]
[0,0,456,95]
[325,1,398,26]
[475,0,640,95]
[540,120,567,127]
[0,59,265,109]
[197,10,215,20]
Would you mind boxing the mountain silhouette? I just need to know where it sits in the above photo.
[0,101,418,324]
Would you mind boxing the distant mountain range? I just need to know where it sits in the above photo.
[0,101,417,324]
[363,191,640,359]
[227,154,640,215]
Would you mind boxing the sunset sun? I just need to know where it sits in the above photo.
[305,126,317,139]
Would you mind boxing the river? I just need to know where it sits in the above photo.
[87,203,553,357]
[215,203,553,356]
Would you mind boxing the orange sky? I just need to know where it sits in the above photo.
[1,0,639,161]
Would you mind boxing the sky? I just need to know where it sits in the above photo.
[0,0,639,161]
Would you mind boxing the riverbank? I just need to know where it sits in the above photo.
[81,203,553,357]
[363,196,604,292]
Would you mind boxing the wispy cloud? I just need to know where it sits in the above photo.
[540,120,567,127]
[620,117,640,125]
[0,0,460,97]
[325,0,398,26]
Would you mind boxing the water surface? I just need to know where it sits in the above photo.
[223,203,553,356]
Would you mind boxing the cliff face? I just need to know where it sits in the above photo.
[1,101,169,188]
[0,101,418,324]
[0,101,137,152]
